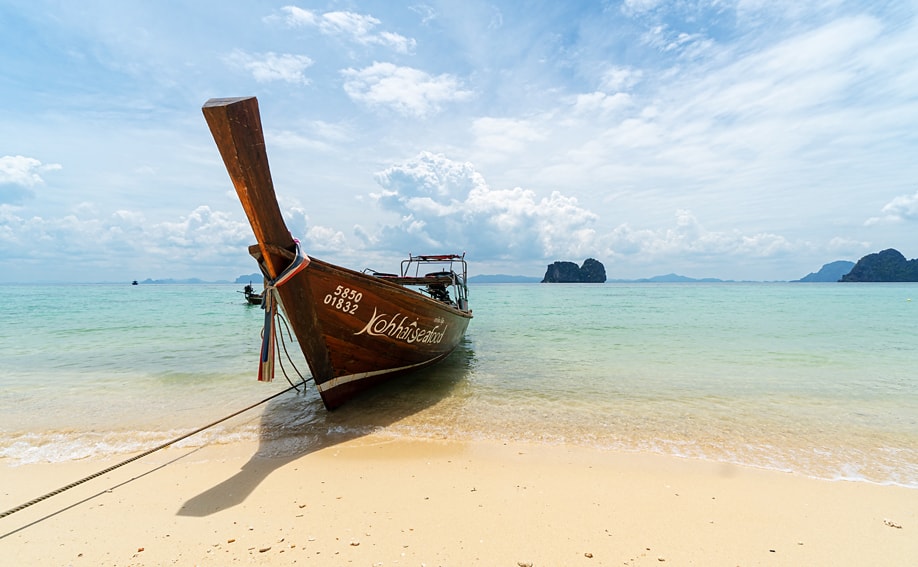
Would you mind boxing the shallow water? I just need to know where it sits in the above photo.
[1,282,916,487]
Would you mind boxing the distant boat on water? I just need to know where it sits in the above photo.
[203,96,473,409]
[239,283,263,305]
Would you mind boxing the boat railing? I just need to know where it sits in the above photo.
[400,253,467,279]
[366,253,470,311]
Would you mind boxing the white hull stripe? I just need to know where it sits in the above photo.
[315,353,450,393]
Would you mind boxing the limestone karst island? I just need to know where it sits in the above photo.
[541,258,607,283]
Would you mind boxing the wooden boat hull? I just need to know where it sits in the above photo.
[279,256,471,408]
[202,96,472,409]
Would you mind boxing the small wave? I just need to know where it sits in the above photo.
[0,426,262,466]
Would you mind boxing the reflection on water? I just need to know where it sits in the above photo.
[256,336,477,458]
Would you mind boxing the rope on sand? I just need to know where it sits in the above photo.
[0,383,302,519]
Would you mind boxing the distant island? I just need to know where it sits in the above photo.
[609,273,731,283]
[841,249,918,282]
[793,261,856,283]
[541,259,607,283]
[127,275,256,285]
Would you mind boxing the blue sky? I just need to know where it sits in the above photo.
[2,1,917,282]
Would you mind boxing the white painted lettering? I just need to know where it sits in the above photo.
[355,307,447,344]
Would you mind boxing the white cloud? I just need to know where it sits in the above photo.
[570,91,633,115]
[827,236,871,254]
[621,0,663,16]
[341,62,473,117]
[366,152,599,259]
[0,203,254,279]
[409,4,437,25]
[276,5,318,27]
[0,190,352,282]
[749,15,881,79]
[471,117,547,158]
[361,154,810,274]
[155,206,247,249]
[266,120,354,154]
[279,6,415,53]
[865,190,918,225]
[0,155,61,187]
[224,50,313,85]
[275,202,349,254]
[640,24,714,58]
[599,66,642,92]
[600,210,797,273]
[373,151,486,207]
[734,0,849,25]
[0,155,61,205]
[305,225,348,252]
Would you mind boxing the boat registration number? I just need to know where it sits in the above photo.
[324,285,362,315]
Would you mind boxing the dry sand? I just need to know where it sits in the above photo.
[1,434,915,566]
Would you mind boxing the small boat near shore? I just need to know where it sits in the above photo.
[203,96,472,409]
[239,283,263,305]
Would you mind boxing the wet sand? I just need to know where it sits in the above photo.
[2,435,916,565]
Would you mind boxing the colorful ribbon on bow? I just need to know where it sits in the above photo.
[258,240,310,382]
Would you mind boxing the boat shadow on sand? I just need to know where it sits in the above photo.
[177,339,476,517]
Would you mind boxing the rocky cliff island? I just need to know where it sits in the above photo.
[541,258,607,283]
[841,248,918,282]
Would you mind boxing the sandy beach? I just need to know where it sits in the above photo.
[1,434,915,566]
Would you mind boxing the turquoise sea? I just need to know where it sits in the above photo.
[1,282,916,488]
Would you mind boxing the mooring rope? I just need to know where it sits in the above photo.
[3,241,314,520]
[258,240,310,383]
[0,382,305,519]
[274,311,308,391]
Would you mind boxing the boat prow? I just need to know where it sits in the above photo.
[203,97,472,409]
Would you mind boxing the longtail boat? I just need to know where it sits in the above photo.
[203,97,472,409]
[239,283,263,305]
